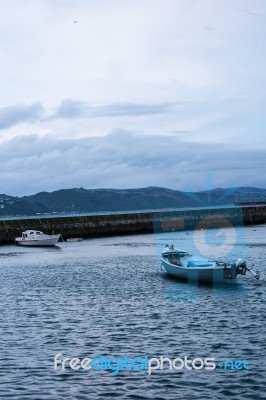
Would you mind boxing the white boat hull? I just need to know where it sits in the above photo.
[15,234,60,246]
[161,258,239,284]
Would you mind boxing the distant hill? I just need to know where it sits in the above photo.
[0,194,48,217]
[0,186,265,217]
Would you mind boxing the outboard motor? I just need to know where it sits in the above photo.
[236,258,260,279]
[235,258,248,275]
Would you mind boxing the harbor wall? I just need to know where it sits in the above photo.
[0,205,265,244]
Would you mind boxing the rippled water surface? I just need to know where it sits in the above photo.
[0,226,265,399]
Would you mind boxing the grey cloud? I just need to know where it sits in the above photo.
[53,100,87,118]
[0,99,182,130]
[0,130,265,196]
[52,99,180,119]
[0,103,44,129]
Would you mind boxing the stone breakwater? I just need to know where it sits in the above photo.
[0,206,265,244]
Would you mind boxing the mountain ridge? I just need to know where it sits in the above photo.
[0,186,265,217]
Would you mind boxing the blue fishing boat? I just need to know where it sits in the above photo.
[160,244,259,283]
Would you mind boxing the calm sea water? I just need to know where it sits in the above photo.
[0,225,265,399]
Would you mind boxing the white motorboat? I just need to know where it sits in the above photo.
[160,244,259,284]
[15,230,61,246]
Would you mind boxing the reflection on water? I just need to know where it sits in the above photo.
[0,225,265,399]
[162,279,247,302]
[0,252,24,257]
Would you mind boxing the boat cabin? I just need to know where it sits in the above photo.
[22,230,44,238]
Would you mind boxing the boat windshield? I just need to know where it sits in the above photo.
[164,251,188,257]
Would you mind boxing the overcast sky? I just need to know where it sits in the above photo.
[0,0,265,196]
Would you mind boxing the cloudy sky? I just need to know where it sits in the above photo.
[0,0,265,196]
